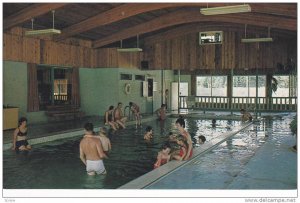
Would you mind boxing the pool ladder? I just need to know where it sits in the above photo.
[124,105,131,120]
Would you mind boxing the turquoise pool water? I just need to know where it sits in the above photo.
[145,114,297,189]
[3,114,296,189]
[3,117,235,189]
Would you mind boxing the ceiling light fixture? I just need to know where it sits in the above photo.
[200,4,251,15]
[25,10,61,36]
[117,35,143,52]
[241,25,273,43]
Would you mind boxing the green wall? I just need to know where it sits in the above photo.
[3,61,175,124]
[79,68,119,117]
[3,61,50,123]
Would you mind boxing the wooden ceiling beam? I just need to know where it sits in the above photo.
[53,3,216,41]
[92,9,296,48]
[3,3,67,30]
[144,23,296,45]
[250,3,297,18]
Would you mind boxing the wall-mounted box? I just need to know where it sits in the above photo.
[3,107,19,130]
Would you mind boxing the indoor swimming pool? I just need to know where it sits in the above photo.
[3,114,296,189]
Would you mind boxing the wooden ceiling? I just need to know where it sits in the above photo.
[3,3,297,48]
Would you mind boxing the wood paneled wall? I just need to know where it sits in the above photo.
[3,27,296,71]
[144,30,296,71]
[3,32,97,67]
[3,27,143,69]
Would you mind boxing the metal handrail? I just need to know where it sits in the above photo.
[179,96,297,112]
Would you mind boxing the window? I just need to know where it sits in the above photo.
[233,75,266,97]
[196,76,227,96]
[272,75,289,97]
[120,74,132,80]
[135,75,145,81]
[199,31,223,45]
[37,66,72,109]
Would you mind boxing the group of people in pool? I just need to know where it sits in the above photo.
[153,116,206,169]
[104,102,142,130]
[11,105,252,176]
[152,108,252,169]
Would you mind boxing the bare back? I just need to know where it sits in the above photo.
[99,136,111,152]
[80,137,104,160]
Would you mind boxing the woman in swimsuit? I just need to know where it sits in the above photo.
[12,117,31,151]
[171,135,188,161]
[154,142,171,169]
[104,106,118,131]
[175,117,193,160]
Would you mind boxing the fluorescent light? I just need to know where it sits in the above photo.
[200,4,251,15]
[25,28,61,36]
[117,48,143,52]
[241,37,273,43]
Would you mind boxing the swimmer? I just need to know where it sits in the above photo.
[144,126,153,140]
[80,123,107,175]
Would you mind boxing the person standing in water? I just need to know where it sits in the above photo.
[80,123,107,175]
[129,102,141,128]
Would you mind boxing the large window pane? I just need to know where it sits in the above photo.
[37,66,72,109]
[212,76,227,96]
[196,76,211,96]
[272,76,289,97]
[233,76,248,97]
[249,76,266,97]
[233,75,266,97]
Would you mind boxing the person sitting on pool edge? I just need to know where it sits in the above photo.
[114,102,127,129]
[12,117,31,151]
[144,126,153,140]
[240,108,253,122]
[104,105,119,131]
[80,122,107,176]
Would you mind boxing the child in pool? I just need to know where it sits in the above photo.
[171,135,188,161]
[198,135,206,144]
[144,126,153,140]
[154,142,171,169]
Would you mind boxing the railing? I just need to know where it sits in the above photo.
[54,94,68,101]
[179,96,297,112]
[124,105,131,120]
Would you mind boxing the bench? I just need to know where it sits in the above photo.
[45,105,85,121]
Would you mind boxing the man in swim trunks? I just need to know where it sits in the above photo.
[80,123,108,175]
[114,102,127,129]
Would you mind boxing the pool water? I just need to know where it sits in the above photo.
[145,114,297,189]
[3,117,237,189]
[3,115,295,189]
